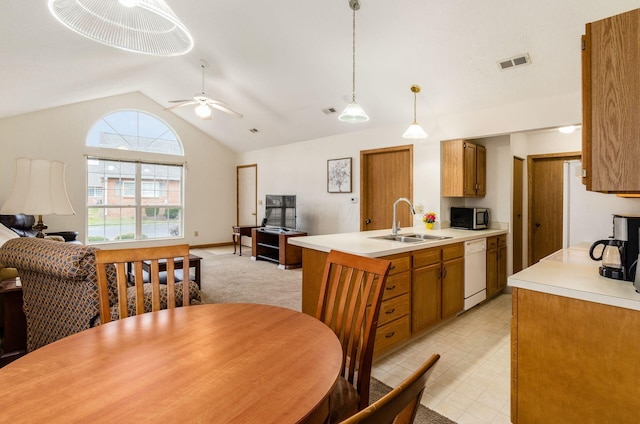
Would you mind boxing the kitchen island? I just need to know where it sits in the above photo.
[508,245,640,423]
[290,226,507,356]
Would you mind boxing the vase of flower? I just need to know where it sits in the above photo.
[422,211,436,230]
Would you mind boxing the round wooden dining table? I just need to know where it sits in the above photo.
[0,303,343,423]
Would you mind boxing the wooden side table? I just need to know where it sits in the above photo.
[232,225,260,256]
[0,278,27,367]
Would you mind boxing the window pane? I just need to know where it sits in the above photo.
[86,158,183,244]
[86,110,183,155]
[87,207,136,243]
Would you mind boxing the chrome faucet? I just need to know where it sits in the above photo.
[392,198,416,235]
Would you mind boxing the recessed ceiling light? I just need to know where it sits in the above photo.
[558,125,581,134]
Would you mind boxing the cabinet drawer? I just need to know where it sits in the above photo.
[487,236,498,250]
[497,234,507,247]
[412,248,440,268]
[374,315,410,355]
[442,243,464,261]
[384,254,411,275]
[382,273,410,301]
[378,294,409,326]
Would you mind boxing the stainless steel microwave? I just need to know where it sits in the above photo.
[450,207,489,230]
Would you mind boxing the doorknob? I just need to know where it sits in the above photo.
[365,218,371,224]
[535,221,541,228]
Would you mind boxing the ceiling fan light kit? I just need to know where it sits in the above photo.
[338,0,369,123]
[402,84,428,139]
[165,62,243,120]
[47,0,194,56]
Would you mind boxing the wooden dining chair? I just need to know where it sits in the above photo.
[95,244,194,324]
[338,354,441,424]
[316,250,392,423]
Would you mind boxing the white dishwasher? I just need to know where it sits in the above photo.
[464,238,487,310]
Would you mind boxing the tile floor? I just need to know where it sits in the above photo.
[371,294,512,424]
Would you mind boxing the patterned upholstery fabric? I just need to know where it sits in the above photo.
[0,237,201,352]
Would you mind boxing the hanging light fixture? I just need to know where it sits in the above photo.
[402,85,428,139]
[339,0,369,123]
[48,0,194,56]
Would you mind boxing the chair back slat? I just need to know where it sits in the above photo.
[338,354,441,424]
[95,244,192,324]
[316,250,392,410]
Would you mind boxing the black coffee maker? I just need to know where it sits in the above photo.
[612,215,640,281]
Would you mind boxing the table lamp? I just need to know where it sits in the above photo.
[1,158,75,238]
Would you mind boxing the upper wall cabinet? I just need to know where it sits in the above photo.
[441,139,486,197]
[582,8,640,193]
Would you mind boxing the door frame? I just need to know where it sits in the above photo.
[527,152,581,265]
[236,164,258,226]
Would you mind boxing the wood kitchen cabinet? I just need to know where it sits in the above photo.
[373,253,411,355]
[486,234,507,299]
[582,8,640,192]
[511,287,640,422]
[441,139,486,197]
[412,243,464,332]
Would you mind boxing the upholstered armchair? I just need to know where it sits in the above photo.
[0,237,201,351]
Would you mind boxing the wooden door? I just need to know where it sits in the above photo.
[463,142,477,196]
[237,165,257,226]
[513,157,524,273]
[585,9,640,192]
[528,153,580,264]
[411,264,441,332]
[476,145,486,196]
[441,257,464,319]
[361,145,413,231]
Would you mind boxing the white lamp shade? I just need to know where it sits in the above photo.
[1,158,75,216]
[48,0,194,56]
[402,123,428,139]
[338,102,370,123]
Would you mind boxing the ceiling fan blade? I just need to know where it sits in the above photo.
[207,101,243,118]
[168,99,193,103]
[164,100,197,111]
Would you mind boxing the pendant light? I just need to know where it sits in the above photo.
[339,0,369,123]
[48,0,194,56]
[402,85,428,139]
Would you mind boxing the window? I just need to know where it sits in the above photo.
[86,111,184,244]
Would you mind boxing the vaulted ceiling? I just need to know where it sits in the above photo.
[1,1,637,152]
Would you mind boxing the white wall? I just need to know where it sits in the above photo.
[0,91,236,247]
[238,92,583,236]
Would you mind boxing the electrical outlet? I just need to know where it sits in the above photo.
[194,230,199,237]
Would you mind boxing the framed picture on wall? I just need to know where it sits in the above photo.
[327,157,352,193]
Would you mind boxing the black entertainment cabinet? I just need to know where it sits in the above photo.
[251,228,307,269]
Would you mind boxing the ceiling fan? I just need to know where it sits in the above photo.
[165,61,243,120]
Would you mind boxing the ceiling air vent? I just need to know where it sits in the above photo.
[249,128,259,133]
[322,107,337,115]
[498,53,531,70]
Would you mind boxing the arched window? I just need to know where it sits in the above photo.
[86,110,183,155]
[86,110,185,244]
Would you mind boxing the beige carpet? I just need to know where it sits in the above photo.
[193,249,302,311]
[193,248,456,423]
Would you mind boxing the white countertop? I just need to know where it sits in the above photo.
[288,227,507,258]
[508,244,640,311]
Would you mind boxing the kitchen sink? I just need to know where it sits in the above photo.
[369,233,453,243]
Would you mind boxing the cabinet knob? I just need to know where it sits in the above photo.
[385,332,395,339]
[385,309,395,314]
[365,218,371,224]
